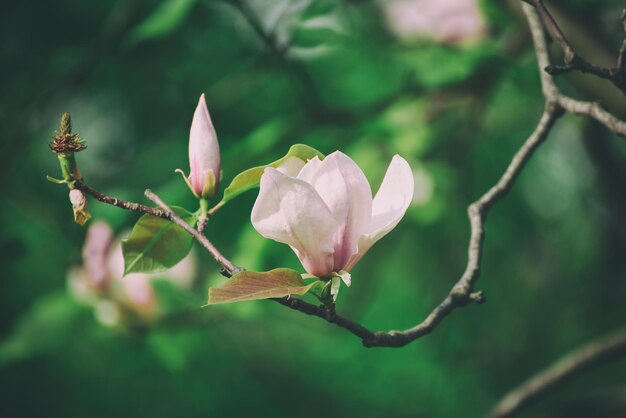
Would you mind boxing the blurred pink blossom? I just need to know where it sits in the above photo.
[69,221,197,323]
[81,221,114,290]
[382,0,486,44]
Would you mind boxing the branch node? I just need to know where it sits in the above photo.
[468,203,482,218]
[469,291,486,304]
[450,285,471,305]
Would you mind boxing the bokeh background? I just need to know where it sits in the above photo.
[2,0,626,417]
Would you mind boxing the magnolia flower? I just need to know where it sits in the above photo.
[251,151,414,278]
[185,94,220,199]
[382,0,486,45]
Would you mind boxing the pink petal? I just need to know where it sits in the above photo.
[251,168,339,277]
[304,151,372,271]
[345,155,414,271]
[297,155,323,183]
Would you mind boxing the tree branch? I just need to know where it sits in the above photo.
[558,96,626,136]
[487,329,626,418]
[57,1,626,349]
[341,0,626,348]
[75,181,169,219]
[261,1,626,347]
[66,5,565,347]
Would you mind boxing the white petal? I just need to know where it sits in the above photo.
[189,94,221,196]
[297,155,323,183]
[345,155,414,271]
[251,168,339,277]
[276,156,306,177]
[305,151,372,271]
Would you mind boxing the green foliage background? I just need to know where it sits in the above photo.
[2,0,626,417]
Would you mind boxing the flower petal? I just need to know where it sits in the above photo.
[189,94,221,197]
[345,155,414,271]
[297,155,323,183]
[305,151,372,271]
[251,168,339,277]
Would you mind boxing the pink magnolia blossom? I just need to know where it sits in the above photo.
[188,94,221,198]
[69,222,197,322]
[383,0,486,44]
[251,151,414,278]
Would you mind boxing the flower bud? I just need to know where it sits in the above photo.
[69,189,91,225]
[188,94,221,198]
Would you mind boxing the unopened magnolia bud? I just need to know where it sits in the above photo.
[188,94,221,199]
[69,189,91,225]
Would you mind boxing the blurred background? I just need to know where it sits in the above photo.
[2,0,626,417]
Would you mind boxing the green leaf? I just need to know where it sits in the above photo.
[208,268,323,305]
[122,206,196,275]
[219,144,324,205]
[126,0,198,46]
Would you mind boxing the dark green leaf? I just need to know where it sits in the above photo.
[208,268,322,304]
[122,206,196,275]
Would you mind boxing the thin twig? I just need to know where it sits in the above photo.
[75,181,169,219]
[527,0,626,93]
[528,0,575,64]
[523,2,626,137]
[558,96,626,136]
[144,189,241,276]
[487,329,626,418]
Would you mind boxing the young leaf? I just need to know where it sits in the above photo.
[122,206,196,275]
[126,0,198,46]
[218,144,324,205]
[208,268,322,305]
